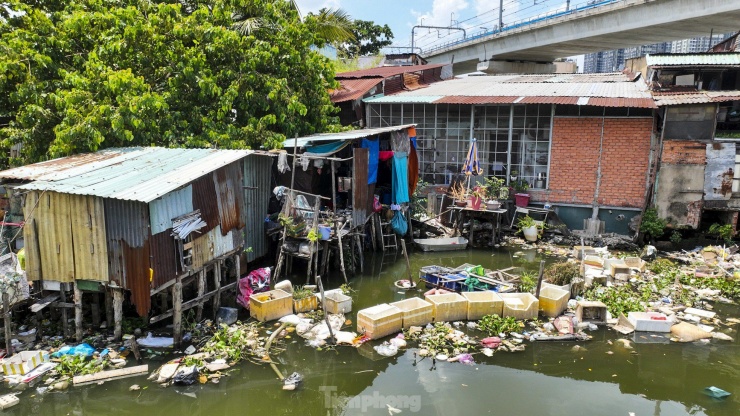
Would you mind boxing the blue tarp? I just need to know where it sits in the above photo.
[392,152,409,203]
[361,137,379,184]
[304,140,350,155]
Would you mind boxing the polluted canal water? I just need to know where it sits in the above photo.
[15,248,740,416]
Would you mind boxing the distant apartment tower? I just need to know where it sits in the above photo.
[584,34,733,73]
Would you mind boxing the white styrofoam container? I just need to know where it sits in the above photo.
[627,312,674,332]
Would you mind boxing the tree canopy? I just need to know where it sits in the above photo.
[0,0,342,166]
[338,19,394,59]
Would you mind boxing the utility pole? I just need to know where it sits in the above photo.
[499,0,504,31]
[567,0,571,12]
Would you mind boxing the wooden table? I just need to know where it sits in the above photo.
[451,206,508,247]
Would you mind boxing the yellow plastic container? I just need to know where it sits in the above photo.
[293,296,318,313]
[391,297,434,329]
[249,289,292,322]
[357,304,403,340]
[538,286,569,318]
[461,291,503,320]
[499,293,539,320]
[425,293,468,322]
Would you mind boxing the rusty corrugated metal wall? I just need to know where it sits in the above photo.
[214,161,245,235]
[353,148,369,226]
[192,175,220,233]
[191,225,239,270]
[69,195,109,281]
[104,199,151,316]
[150,231,180,290]
[243,155,273,262]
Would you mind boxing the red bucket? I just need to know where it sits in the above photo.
[515,193,530,207]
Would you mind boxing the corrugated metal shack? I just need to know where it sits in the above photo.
[0,147,273,344]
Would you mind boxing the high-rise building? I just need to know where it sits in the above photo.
[583,34,733,73]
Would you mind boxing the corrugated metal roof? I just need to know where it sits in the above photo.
[364,72,653,108]
[336,64,447,79]
[330,79,382,103]
[2,147,252,203]
[283,124,416,148]
[652,90,740,106]
[646,53,740,67]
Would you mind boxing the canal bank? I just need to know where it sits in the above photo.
[5,247,739,416]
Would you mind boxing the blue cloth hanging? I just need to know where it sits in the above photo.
[409,136,417,150]
[304,140,350,155]
[392,152,409,203]
[361,137,379,184]
[391,210,408,236]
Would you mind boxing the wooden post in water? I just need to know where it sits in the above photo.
[400,239,413,282]
[74,282,83,342]
[3,292,12,357]
[534,260,546,298]
[196,269,206,322]
[355,234,364,273]
[105,288,114,330]
[335,219,348,283]
[60,285,69,338]
[213,262,222,318]
[113,288,124,341]
[173,277,183,347]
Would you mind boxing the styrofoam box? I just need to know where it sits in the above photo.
[324,292,352,314]
[499,293,539,320]
[425,293,468,322]
[461,292,503,320]
[391,297,434,329]
[538,286,569,318]
[249,289,293,322]
[357,304,403,340]
[0,350,49,376]
[627,312,674,332]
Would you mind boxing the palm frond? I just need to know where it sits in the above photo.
[232,17,263,35]
[313,8,355,43]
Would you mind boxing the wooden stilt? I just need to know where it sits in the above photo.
[196,269,206,322]
[376,215,385,252]
[105,288,114,329]
[3,293,12,357]
[74,283,83,342]
[534,260,546,298]
[370,213,377,252]
[335,220,348,283]
[213,262,222,318]
[91,293,101,328]
[172,278,183,347]
[234,254,240,283]
[320,240,330,278]
[113,288,124,341]
[400,239,413,282]
[60,286,69,338]
[35,311,43,341]
[355,234,364,274]
[306,198,321,284]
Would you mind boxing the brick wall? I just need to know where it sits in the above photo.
[660,141,706,165]
[531,117,653,209]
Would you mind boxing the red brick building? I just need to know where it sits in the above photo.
[363,72,657,234]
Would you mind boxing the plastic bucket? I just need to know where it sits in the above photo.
[515,193,530,207]
[318,225,331,240]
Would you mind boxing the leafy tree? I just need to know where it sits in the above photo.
[338,19,393,58]
[0,0,341,167]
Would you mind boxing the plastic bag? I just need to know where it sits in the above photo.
[173,365,199,386]
[373,195,382,213]
[390,211,407,236]
[373,341,399,357]
[51,343,95,358]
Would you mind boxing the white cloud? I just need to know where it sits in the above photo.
[411,0,469,27]
[293,0,341,15]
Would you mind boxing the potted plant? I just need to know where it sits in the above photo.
[484,176,504,209]
[512,179,530,207]
[449,183,467,207]
[470,186,485,210]
[292,286,317,313]
[517,215,543,242]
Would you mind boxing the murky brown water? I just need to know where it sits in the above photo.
[12,248,740,415]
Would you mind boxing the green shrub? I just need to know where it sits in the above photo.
[639,208,666,240]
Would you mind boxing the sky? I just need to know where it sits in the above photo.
[294,0,576,51]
